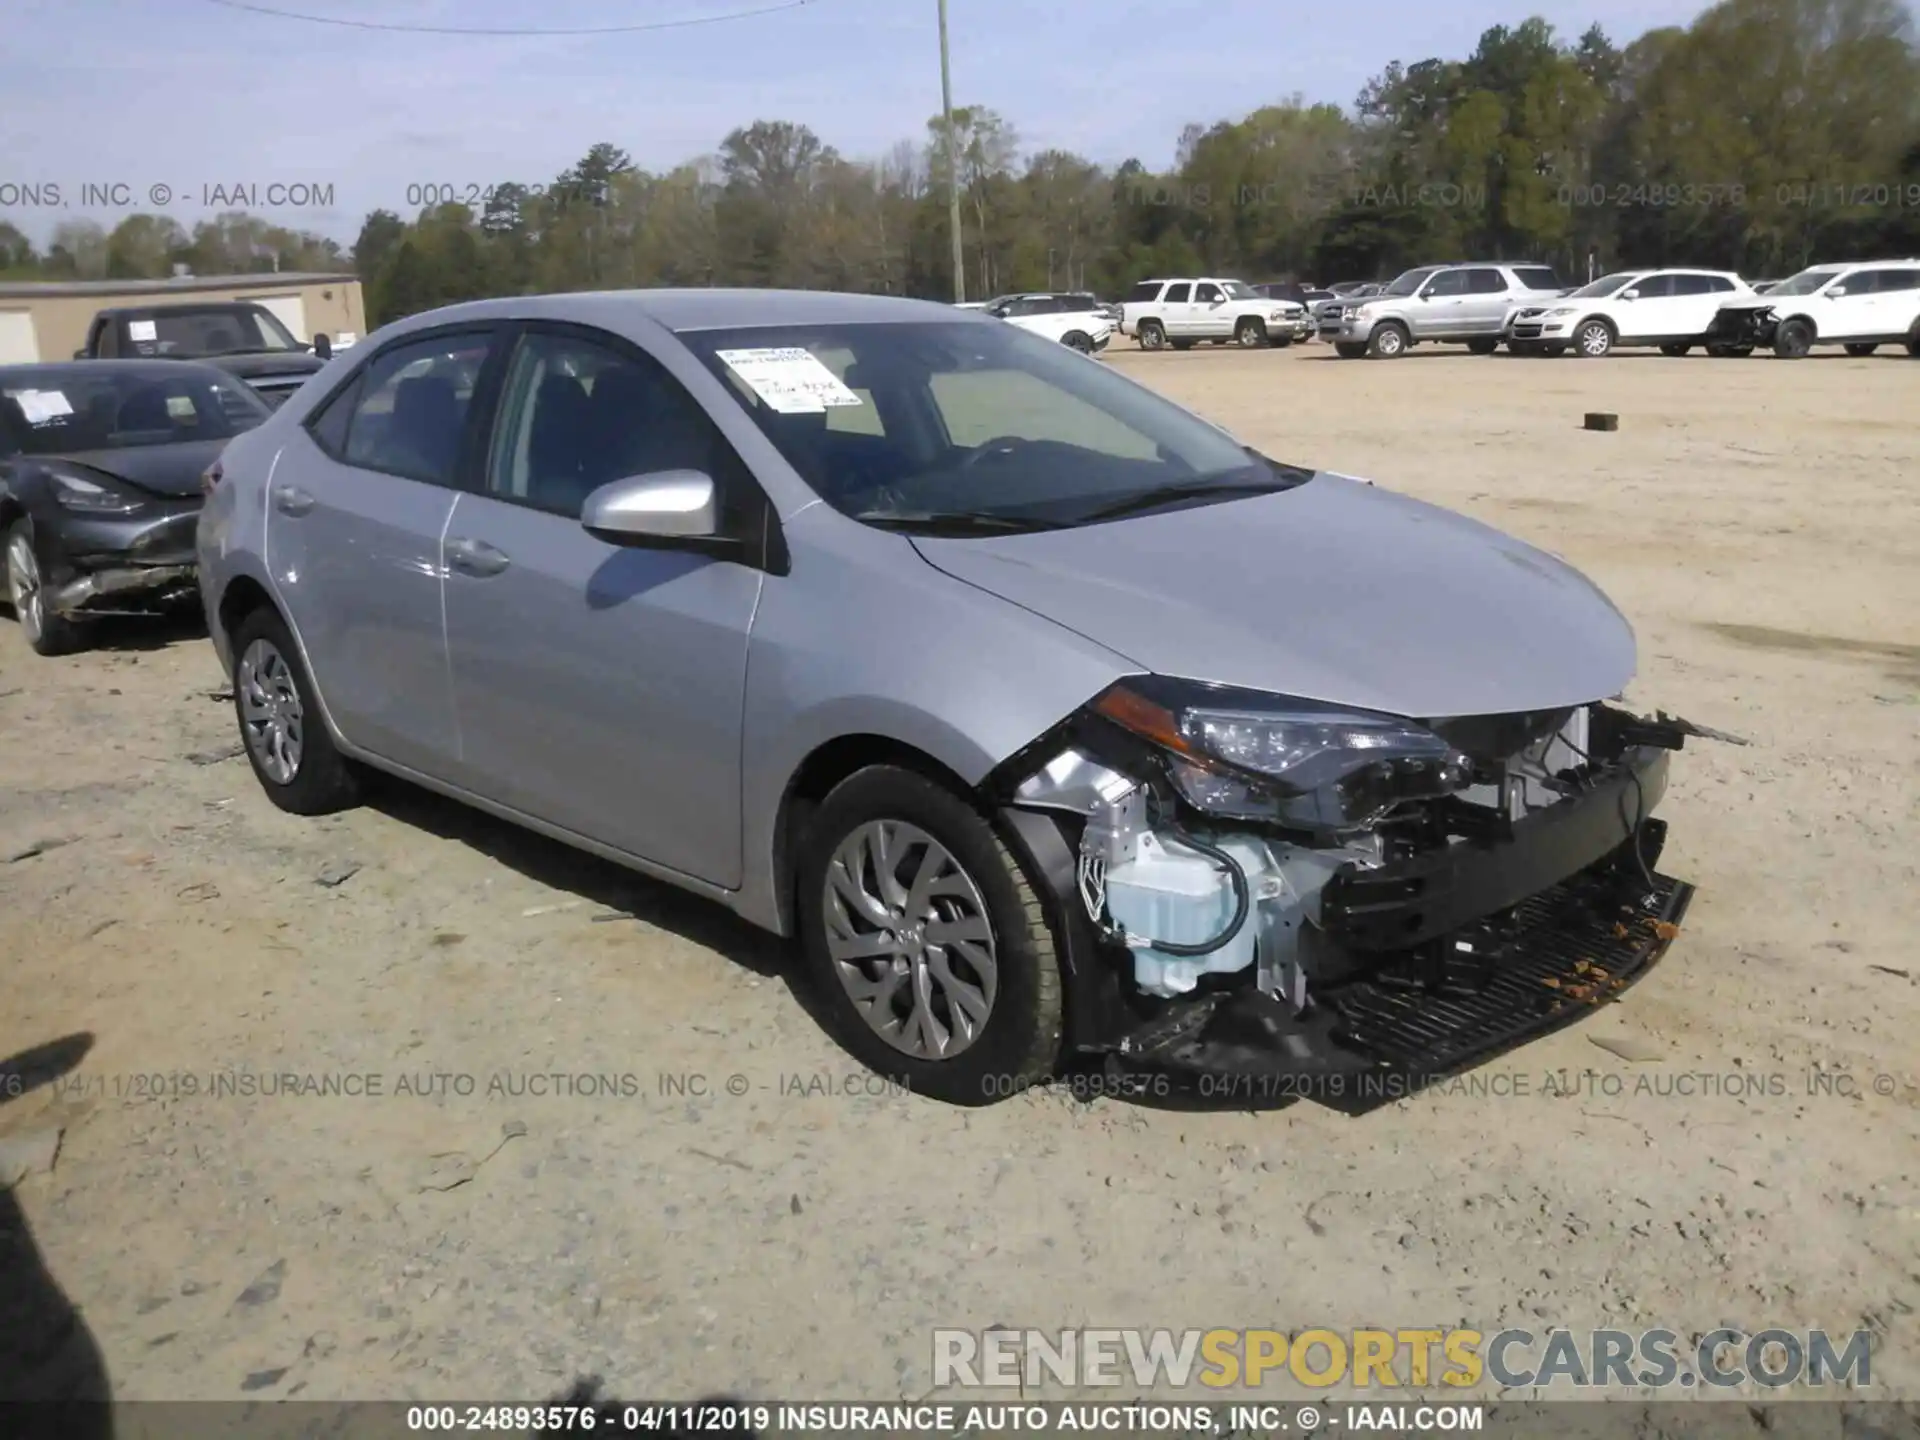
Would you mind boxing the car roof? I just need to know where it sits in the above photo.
[0,359,238,382]
[377,288,977,338]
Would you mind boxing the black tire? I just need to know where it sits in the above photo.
[228,605,362,815]
[1169,338,1195,351]
[1061,331,1093,353]
[1540,343,1569,356]
[1659,343,1691,357]
[1773,318,1814,358]
[1466,338,1499,355]
[1233,318,1267,348]
[1366,322,1410,358]
[795,765,1065,1106]
[1843,342,1878,357]
[3,518,83,657]
[1333,341,1368,359]
[1509,340,1541,356]
[1907,333,1920,358]
[1706,343,1754,358]
[1136,320,1167,351]
[1574,318,1614,358]
[1271,333,1295,348]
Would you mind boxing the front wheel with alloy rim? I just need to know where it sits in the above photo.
[1233,319,1267,348]
[1062,331,1093,353]
[796,765,1064,1105]
[4,520,81,656]
[1575,319,1614,357]
[1773,318,1814,358]
[229,607,362,815]
[1366,323,1409,358]
[1136,321,1167,351]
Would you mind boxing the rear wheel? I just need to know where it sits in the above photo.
[1136,320,1167,351]
[1466,338,1499,355]
[1843,342,1878,357]
[1659,343,1691,357]
[796,766,1065,1106]
[1366,322,1409,358]
[4,520,82,657]
[1574,318,1614,357]
[229,606,363,815]
[1773,318,1814,358]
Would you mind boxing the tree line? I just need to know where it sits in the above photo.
[4,0,1916,327]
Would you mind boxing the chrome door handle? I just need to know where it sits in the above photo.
[445,535,511,577]
[272,485,315,516]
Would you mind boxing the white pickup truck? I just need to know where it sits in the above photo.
[1119,278,1312,350]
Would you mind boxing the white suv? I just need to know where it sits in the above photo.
[1119,278,1312,350]
[1707,260,1920,358]
[982,292,1116,353]
[1504,269,1754,357]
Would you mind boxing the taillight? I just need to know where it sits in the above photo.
[201,460,223,496]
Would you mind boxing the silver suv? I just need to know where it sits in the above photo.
[195,288,1697,1106]
[1329,263,1567,358]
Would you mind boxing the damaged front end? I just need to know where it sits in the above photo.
[998,679,1706,1098]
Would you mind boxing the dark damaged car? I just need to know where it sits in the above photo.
[196,289,1726,1106]
[2,361,270,655]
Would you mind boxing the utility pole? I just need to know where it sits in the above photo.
[938,0,965,303]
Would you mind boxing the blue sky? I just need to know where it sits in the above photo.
[2,0,1713,250]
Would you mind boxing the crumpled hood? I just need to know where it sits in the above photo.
[910,474,1637,720]
[54,440,226,498]
[205,351,325,381]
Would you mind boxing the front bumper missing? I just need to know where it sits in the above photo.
[1107,854,1693,1105]
[50,563,198,617]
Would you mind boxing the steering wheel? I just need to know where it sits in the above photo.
[960,435,1036,469]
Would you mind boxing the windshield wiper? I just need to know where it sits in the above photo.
[853,509,1062,535]
[1075,477,1295,523]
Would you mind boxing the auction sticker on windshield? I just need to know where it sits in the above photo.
[4,389,75,426]
[128,320,159,342]
[715,347,864,414]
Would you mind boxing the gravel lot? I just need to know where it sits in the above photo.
[2,341,1916,1409]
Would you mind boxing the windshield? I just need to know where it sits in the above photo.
[128,305,306,357]
[1766,267,1843,297]
[1570,273,1640,299]
[680,320,1311,531]
[1382,267,1438,297]
[1220,281,1259,299]
[1,367,270,455]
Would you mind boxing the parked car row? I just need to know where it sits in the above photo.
[1,287,1709,1105]
[1320,259,1920,359]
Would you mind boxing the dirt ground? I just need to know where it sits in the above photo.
[1,340,1916,1410]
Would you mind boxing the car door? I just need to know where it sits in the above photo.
[1414,269,1471,336]
[1674,275,1736,337]
[1615,273,1676,340]
[269,326,499,774]
[1458,268,1512,332]
[1814,271,1880,339]
[1190,282,1232,337]
[1158,282,1196,336]
[1867,267,1920,339]
[438,323,765,887]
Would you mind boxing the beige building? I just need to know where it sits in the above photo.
[0,272,366,365]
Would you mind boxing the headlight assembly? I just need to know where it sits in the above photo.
[49,468,148,516]
[1544,306,1576,317]
[1091,678,1473,833]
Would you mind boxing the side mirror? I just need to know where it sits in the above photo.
[313,334,333,360]
[582,470,718,545]
[1620,290,1640,301]
[1826,286,1848,297]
